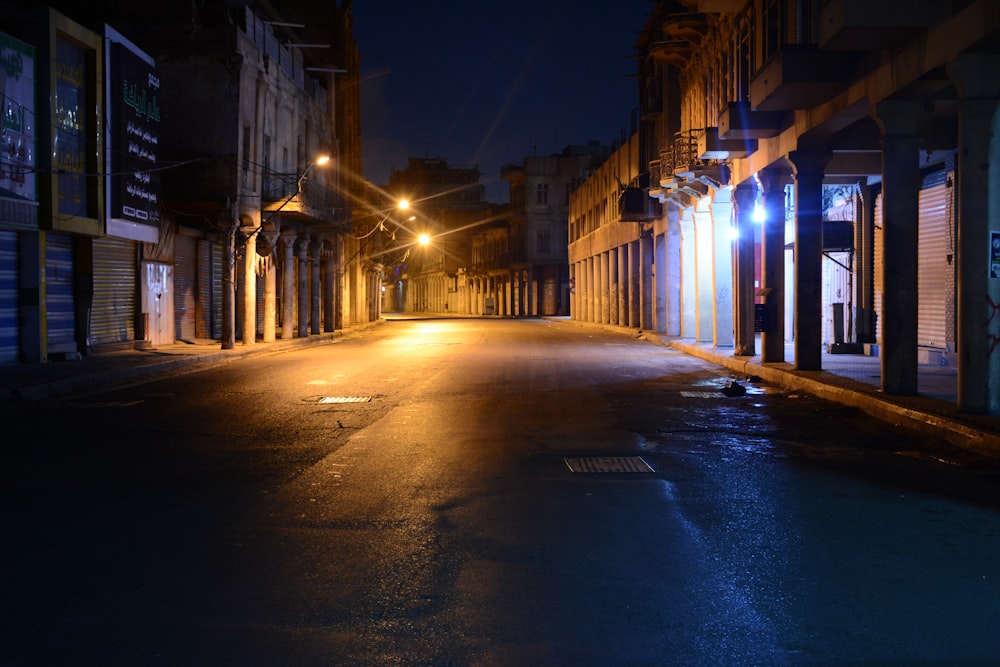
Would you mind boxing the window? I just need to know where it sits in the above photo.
[537,228,551,253]
[242,126,251,183]
[536,182,549,206]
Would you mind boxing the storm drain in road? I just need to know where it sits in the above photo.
[680,390,725,398]
[564,456,655,474]
[318,396,372,404]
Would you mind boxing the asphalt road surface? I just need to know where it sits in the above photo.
[4,318,1000,666]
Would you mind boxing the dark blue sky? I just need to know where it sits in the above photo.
[351,2,647,202]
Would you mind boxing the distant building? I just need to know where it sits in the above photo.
[499,142,609,316]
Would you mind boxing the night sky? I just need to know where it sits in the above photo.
[351,2,648,202]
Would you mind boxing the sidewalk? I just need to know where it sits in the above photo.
[656,336,1000,459]
[2,316,998,459]
[0,327,367,402]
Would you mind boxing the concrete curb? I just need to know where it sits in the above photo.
[662,338,1000,459]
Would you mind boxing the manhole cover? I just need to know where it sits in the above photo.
[564,456,655,473]
[318,396,372,404]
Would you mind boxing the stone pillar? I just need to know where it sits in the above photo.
[679,207,697,338]
[242,233,257,346]
[694,199,714,344]
[855,183,877,344]
[570,262,577,320]
[281,234,295,339]
[527,266,535,317]
[789,149,831,370]
[947,55,1000,414]
[600,252,610,323]
[710,188,735,347]
[875,100,922,395]
[221,220,236,350]
[617,245,629,327]
[665,205,682,336]
[296,235,309,337]
[628,240,640,328]
[654,233,667,333]
[758,167,790,363]
[262,246,277,343]
[609,248,619,326]
[639,232,653,330]
[310,238,321,334]
[733,183,758,355]
[324,238,336,331]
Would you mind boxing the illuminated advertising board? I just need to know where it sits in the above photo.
[106,28,160,240]
[0,31,35,202]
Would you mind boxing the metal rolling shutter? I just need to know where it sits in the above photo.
[174,234,196,340]
[91,237,137,346]
[917,175,953,350]
[0,231,18,362]
[874,194,883,345]
[45,233,76,353]
[197,239,221,339]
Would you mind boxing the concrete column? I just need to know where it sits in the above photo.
[262,248,276,343]
[733,183,757,355]
[281,234,295,339]
[789,149,831,370]
[617,245,629,327]
[654,233,667,333]
[710,188,735,347]
[569,262,577,319]
[527,266,535,317]
[665,206,682,336]
[628,240,640,328]
[947,55,1000,414]
[679,208,697,338]
[694,199,714,344]
[599,252,610,323]
[855,183,877,344]
[875,100,922,395]
[221,221,237,350]
[609,248,619,326]
[310,239,321,334]
[242,234,257,345]
[639,233,654,330]
[296,236,309,337]
[758,167,790,363]
[323,238,336,331]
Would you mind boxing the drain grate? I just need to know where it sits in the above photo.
[680,390,725,398]
[318,396,372,404]
[564,456,655,474]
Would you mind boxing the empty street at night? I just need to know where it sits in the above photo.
[4,317,1000,665]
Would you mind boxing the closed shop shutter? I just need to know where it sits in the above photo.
[45,233,76,354]
[874,194,883,345]
[917,175,953,350]
[197,239,221,339]
[175,234,197,340]
[0,231,18,362]
[92,237,137,346]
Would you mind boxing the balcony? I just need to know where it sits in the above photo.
[749,45,853,111]
[262,177,348,230]
[718,101,789,140]
[618,175,659,223]
[697,127,757,159]
[819,0,931,50]
[648,40,692,66]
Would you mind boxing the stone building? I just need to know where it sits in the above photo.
[0,0,367,365]
[570,0,1000,415]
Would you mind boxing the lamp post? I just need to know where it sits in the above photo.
[221,155,330,349]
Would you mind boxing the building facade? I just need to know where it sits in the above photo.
[570,0,1000,415]
[0,0,368,366]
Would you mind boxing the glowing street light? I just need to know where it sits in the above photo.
[418,233,431,246]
